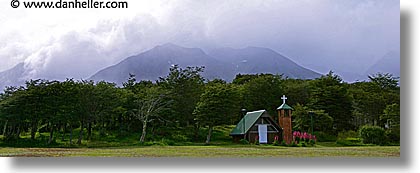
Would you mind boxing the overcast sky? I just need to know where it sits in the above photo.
[0,0,399,80]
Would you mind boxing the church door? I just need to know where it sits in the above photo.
[258,125,268,143]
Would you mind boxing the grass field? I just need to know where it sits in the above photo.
[0,145,400,157]
[0,126,400,157]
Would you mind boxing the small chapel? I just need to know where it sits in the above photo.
[230,95,294,144]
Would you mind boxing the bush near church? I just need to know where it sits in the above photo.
[359,125,386,145]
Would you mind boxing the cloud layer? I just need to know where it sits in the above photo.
[0,0,400,80]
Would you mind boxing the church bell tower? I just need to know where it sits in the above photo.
[277,95,294,144]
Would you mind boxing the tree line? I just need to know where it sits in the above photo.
[0,65,400,145]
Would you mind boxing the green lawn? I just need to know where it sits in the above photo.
[0,145,400,157]
[0,127,400,157]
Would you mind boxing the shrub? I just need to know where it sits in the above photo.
[313,131,336,142]
[310,140,315,146]
[239,139,249,145]
[385,130,400,144]
[359,125,386,145]
[336,139,363,146]
[161,138,175,146]
[272,136,280,146]
[171,134,189,142]
[272,140,279,146]
[337,130,358,140]
[288,142,298,147]
[280,140,287,146]
[139,138,173,146]
[292,131,316,146]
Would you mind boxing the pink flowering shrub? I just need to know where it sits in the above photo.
[273,135,280,146]
[292,131,316,146]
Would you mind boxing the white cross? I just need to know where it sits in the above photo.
[281,95,287,104]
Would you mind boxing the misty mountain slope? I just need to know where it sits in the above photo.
[0,44,323,90]
[90,44,321,84]
[208,47,321,79]
[90,43,234,84]
[365,51,400,77]
[0,63,26,90]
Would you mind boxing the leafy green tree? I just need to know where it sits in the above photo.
[0,86,26,140]
[24,79,49,140]
[94,81,119,136]
[381,103,400,128]
[114,87,135,134]
[44,80,63,144]
[131,86,169,143]
[59,79,79,143]
[368,73,399,91]
[194,80,240,144]
[309,71,353,133]
[75,80,96,144]
[157,65,205,139]
[120,75,140,134]
[349,82,386,127]
[292,103,333,133]
[349,73,399,128]
[123,73,137,91]
[232,74,261,85]
[282,79,311,106]
[238,74,284,119]
[381,103,400,143]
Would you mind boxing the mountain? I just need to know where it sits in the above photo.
[208,47,321,79]
[0,44,322,90]
[0,63,26,91]
[90,43,234,84]
[333,70,367,83]
[365,51,400,77]
[90,44,321,84]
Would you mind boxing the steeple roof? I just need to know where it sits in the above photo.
[277,103,293,110]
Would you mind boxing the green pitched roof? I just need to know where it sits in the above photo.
[230,110,266,135]
[277,103,294,110]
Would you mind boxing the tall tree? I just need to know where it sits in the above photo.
[239,74,284,120]
[368,73,399,91]
[292,103,333,133]
[381,103,400,131]
[94,81,119,136]
[131,86,169,143]
[59,79,79,143]
[157,65,205,132]
[44,80,63,144]
[194,80,240,144]
[349,73,399,128]
[309,71,353,133]
[282,79,311,106]
[75,80,97,144]
[25,79,48,140]
[0,86,26,140]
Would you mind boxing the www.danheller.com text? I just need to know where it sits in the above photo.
[11,0,128,9]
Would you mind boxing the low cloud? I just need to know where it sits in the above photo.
[0,0,399,81]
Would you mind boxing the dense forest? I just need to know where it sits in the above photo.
[0,65,400,146]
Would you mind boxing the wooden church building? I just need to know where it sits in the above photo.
[229,110,282,144]
[230,95,294,144]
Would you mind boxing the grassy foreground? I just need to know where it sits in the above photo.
[0,145,399,157]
